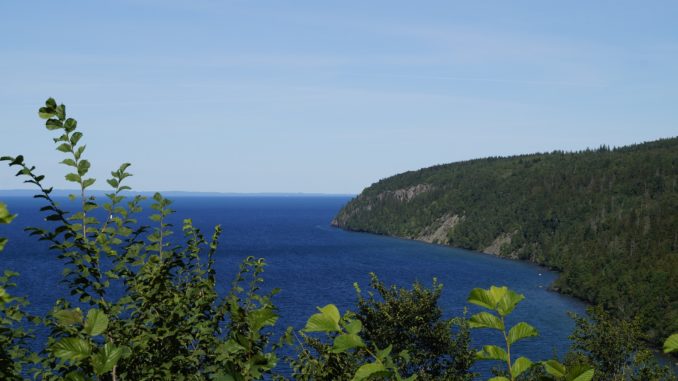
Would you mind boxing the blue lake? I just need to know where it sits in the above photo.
[1,195,586,376]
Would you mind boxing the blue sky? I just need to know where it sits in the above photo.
[1,1,677,194]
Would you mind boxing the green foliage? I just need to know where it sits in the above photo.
[290,303,415,381]
[2,98,280,380]
[467,286,540,381]
[334,139,678,344]
[0,202,15,251]
[41,307,129,378]
[355,273,475,380]
[568,306,639,379]
[0,269,34,380]
[0,204,35,380]
[568,306,676,381]
[665,333,678,354]
[284,275,475,380]
[541,360,594,381]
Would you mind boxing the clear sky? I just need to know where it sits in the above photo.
[1,1,677,194]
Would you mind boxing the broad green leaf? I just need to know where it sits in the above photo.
[57,143,72,153]
[247,307,278,331]
[83,309,108,337]
[77,159,91,175]
[54,308,83,326]
[91,343,124,375]
[542,359,566,377]
[64,371,88,381]
[663,333,678,353]
[0,203,12,252]
[64,118,77,131]
[476,345,507,361]
[65,173,81,183]
[70,131,83,145]
[220,339,246,354]
[375,344,392,361]
[468,286,523,316]
[507,322,538,345]
[467,287,498,310]
[318,304,340,322]
[511,356,533,378]
[469,311,504,330]
[8,155,23,166]
[0,203,16,224]
[568,366,594,381]
[61,158,77,167]
[488,377,510,381]
[352,362,387,381]
[332,333,365,353]
[303,304,341,332]
[345,318,363,335]
[0,287,10,303]
[53,337,92,362]
[75,145,86,159]
[488,285,509,304]
[82,178,96,189]
[496,288,524,316]
[39,107,55,119]
[46,119,62,130]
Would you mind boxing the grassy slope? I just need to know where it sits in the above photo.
[334,137,678,343]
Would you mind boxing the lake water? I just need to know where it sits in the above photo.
[1,195,586,376]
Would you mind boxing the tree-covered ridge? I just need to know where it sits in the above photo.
[333,138,678,344]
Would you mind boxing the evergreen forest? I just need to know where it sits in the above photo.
[334,138,678,346]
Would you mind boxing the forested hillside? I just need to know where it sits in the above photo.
[333,137,678,344]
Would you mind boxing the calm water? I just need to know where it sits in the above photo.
[2,196,585,376]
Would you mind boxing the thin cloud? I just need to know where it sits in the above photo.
[356,73,607,88]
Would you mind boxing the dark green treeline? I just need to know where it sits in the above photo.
[334,137,678,344]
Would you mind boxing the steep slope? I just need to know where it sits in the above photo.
[333,137,678,343]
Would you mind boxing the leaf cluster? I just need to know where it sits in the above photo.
[355,273,475,380]
[289,303,416,381]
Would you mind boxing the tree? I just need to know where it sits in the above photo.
[2,98,280,380]
[0,203,34,380]
[356,273,475,380]
[568,306,675,381]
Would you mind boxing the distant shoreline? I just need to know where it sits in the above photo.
[0,189,356,198]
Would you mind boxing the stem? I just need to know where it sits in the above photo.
[80,180,87,242]
[65,131,88,244]
[363,346,384,366]
[292,331,308,352]
[158,211,164,261]
[501,316,513,381]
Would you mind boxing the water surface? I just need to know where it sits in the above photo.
[1,196,586,375]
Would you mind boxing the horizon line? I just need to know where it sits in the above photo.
[0,188,356,197]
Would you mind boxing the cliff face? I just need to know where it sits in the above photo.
[333,137,678,344]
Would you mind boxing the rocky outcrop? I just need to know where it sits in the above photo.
[483,232,515,257]
[415,214,462,244]
[332,184,433,228]
[381,184,433,202]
